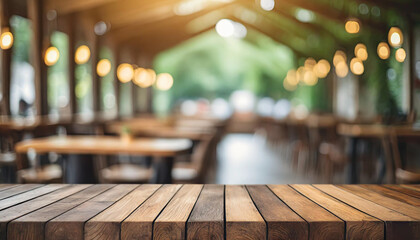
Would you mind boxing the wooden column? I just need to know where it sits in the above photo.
[90,34,100,114]
[0,0,11,116]
[65,14,77,117]
[112,46,120,119]
[407,16,415,116]
[28,0,48,116]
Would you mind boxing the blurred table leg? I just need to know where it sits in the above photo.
[63,154,97,184]
[348,137,359,183]
[151,156,173,184]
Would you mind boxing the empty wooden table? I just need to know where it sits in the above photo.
[1,184,420,240]
[15,136,192,184]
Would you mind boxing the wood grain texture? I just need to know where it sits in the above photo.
[0,185,17,192]
[268,185,344,240]
[247,185,308,240]
[0,184,42,200]
[0,185,90,240]
[154,184,203,239]
[7,185,112,240]
[401,184,420,192]
[225,185,266,240]
[315,184,420,240]
[187,185,224,240]
[360,185,420,206]
[0,184,66,211]
[384,184,420,199]
[46,184,137,240]
[121,184,182,240]
[339,185,420,220]
[85,184,160,240]
[291,184,383,240]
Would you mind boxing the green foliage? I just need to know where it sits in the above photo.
[10,15,32,63]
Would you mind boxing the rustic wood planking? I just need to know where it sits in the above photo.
[247,185,308,239]
[268,184,344,240]
[121,184,182,240]
[7,185,113,240]
[401,184,420,192]
[153,184,203,239]
[0,185,90,240]
[0,184,17,192]
[291,184,383,239]
[225,185,266,240]
[384,184,420,199]
[85,184,160,240]
[46,184,138,240]
[360,185,420,207]
[339,185,420,220]
[187,185,224,240]
[0,184,42,200]
[315,184,420,240]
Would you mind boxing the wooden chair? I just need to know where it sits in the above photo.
[17,164,62,183]
[172,135,214,183]
[389,130,420,183]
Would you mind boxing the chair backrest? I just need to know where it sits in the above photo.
[191,135,215,182]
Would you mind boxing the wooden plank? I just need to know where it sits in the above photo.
[187,185,224,240]
[339,185,420,220]
[153,185,203,239]
[7,185,113,240]
[46,184,138,240]
[291,184,384,239]
[268,185,344,240]
[0,184,16,192]
[225,185,266,240]
[0,184,66,211]
[361,185,420,207]
[121,184,182,240]
[384,184,420,199]
[402,184,420,192]
[247,185,308,239]
[85,184,160,240]
[315,184,420,240]
[0,185,90,240]
[0,184,42,200]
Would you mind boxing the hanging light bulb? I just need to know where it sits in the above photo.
[333,50,347,66]
[395,48,406,62]
[345,19,360,34]
[0,30,13,50]
[117,63,134,83]
[354,43,368,61]
[75,45,91,64]
[377,42,390,60]
[97,59,111,77]
[303,69,318,86]
[304,58,316,69]
[156,73,174,90]
[283,78,297,91]
[313,59,330,78]
[335,61,349,78]
[285,69,299,85]
[350,58,364,75]
[44,46,60,66]
[134,68,156,88]
[388,27,403,48]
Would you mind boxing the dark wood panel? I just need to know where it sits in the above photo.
[360,185,420,207]
[0,185,90,240]
[225,185,266,240]
[7,185,113,240]
[291,184,383,239]
[121,184,182,240]
[339,185,420,220]
[0,184,42,200]
[315,184,420,240]
[247,185,308,239]
[46,184,137,240]
[187,185,224,240]
[85,184,160,240]
[154,185,203,239]
[384,184,420,199]
[268,185,344,240]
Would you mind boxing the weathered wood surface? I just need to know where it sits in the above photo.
[0,184,419,240]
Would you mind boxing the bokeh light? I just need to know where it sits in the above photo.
[117,63,134,83]
[96,59,111,77]
[333,50,347,66]
[350,57,364,75]
[335,61,349,78]
[44,46,60,66]
[354,43,368,61]
[395,48,406,62]
[134,68,156,88]
[75,45,91,64]
[285,69,299,85]
[260,0,274,11]
[345,19,360,34]
[302,69,318,86]
[0,31,13,49]
[388,27,403,48]
[156,73,174,90]
[313,59,330,78]
[377,42,390,60]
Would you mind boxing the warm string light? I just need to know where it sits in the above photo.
[44,46,60,66]
[350,57,364,75]
[354,43,368,61]
[388,27,403,48]
[133,68,156,88]
[156,73,174,90]
[0,30,13,50]
[117,63,134,83]
[313,59,330,78]
[377,42,390,60]
[97,59,111,77]
[75,45,91,64]
[345,19,360,34]
[395,48,406,62]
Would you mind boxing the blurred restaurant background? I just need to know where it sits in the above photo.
[0,0,419,185]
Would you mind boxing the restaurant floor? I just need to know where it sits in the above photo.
[215,133,332,184]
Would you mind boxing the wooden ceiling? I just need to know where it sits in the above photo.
[40,0,417,59]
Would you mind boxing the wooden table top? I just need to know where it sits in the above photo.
[0,184,419,240]
[15,136,192,157]
[337,123,420,137]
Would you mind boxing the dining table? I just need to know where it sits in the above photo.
[15,136,192,184]
[0,184,419,240]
